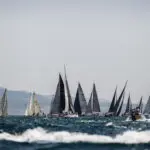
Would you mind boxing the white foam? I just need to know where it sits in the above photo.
[0,127,150,144]
[105,122,113,126]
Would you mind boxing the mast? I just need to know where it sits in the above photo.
[108,86,117,113]
[114,81,127,115]
[143,96,150,114]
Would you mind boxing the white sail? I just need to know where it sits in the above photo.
[25,92,42,116]
[64,66,75,114]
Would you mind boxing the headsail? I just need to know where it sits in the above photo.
[0,89,8,117]
[108,86,117,113]
[124,93,132,114]
[51,74,65,114]
[86,83,100,114]
[138,96,143,113]
[74,83,87,115]
[114,81,127,115]
[144,96,150,114]
[116,92,125,116]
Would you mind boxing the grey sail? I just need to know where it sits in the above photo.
[114,81,127,115]
[64,66,75,113]
[124,94,132,114]
[108,86,117,113]
[86,84,100,114]
[0,89,8,117]
[144,96,150,114]
[86,91,93,114]
[138,97,143,113]
[51,74,65,114]
[74,83,87,115]
[92,84,100,112]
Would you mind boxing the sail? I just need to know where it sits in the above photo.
[51,74,65,114]
[114,81,127,114]
[92,84,100,112]
[138,96,143,113]
[116,92,125,116]
[124,94,132,114]
[25,92,42,116]
[0,89,8,117]
[108,86,117,113]
[32,93,41,115]
[144,96,150,114]
[86,92,92,114]
[64,66,75,113]
[74,83,87,115]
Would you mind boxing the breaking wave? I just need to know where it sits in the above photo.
[0,127,150,144]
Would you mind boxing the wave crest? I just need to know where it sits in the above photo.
[0,127,150,144]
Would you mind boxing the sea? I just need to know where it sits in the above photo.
[0,116,150,150]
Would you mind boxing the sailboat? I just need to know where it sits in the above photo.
[86,83,101,116]
[74,83,87,116]
[143,96,150,117]
[0,89,8,117]
[123,93,132,116]
[25,92,43,116]
[138,96,143,113]
[105,81,127,117]
[50,74,66,117]
[64,66,78,117]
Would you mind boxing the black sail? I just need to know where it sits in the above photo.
[124,94,132,114]
[74,83,87,115]
[114,81,127,115]
[92,84,100,112]
[116,92,125,116]
[144,96,150,114]
[74,89,82,115]
[51,74,65,114]
[108,86,117,113]
[138,96,143,113]
[86,92,92,114]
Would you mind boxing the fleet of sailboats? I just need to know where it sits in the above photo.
[0,69,149,119]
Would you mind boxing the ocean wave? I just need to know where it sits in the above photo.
[0,127,150,144]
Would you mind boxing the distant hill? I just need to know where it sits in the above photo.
[0,87,137,115]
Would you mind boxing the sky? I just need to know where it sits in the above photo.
[0,0,150,103]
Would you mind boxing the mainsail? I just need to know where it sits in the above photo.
[25,92,42,116]
[64,66,75,114]
[86,83,100,114]
[74,83,87,115]
[144,96,150,114]
[0,89,8,117]
[51,74,65,115]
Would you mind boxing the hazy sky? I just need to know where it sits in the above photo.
[0,0,150,103]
